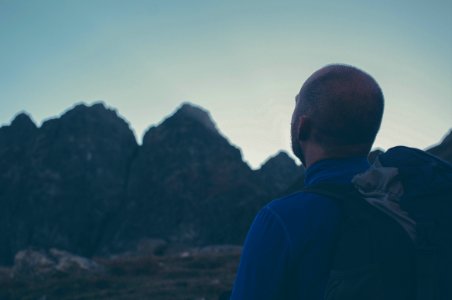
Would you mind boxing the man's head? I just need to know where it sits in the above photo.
[291,64,384,166]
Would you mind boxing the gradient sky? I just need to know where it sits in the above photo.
[1,0,451,168]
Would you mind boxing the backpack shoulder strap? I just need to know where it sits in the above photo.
[303,182,417,300]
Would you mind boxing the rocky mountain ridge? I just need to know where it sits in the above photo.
[0,102,301,265]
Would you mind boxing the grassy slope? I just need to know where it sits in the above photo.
[0,252,240,300]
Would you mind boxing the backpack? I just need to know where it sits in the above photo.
[303,146,452,300]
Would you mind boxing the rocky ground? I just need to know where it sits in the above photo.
[0,246,241,300]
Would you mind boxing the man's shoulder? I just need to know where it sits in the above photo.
[267,189,340,216]
[257,189,342,255]
[262,189,342,238]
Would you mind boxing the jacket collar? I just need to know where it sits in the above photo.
[305,156,369,186]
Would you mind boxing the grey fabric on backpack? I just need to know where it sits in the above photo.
[352,157,416,241]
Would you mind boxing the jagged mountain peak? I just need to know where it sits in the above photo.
[40,101,133,134]
[441,129,452,144]
[256,150,303,197]
[259,151,298,170]
[61,101,117,118]
[171,102,218,133]
[266,150,291,161]
[0,112,37,143]
[142,102,222,145]
[427,128,452,163]
[10,112,36,130]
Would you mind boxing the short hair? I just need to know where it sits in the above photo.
[297,64,384,148]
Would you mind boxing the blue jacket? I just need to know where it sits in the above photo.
[230,156,370,300]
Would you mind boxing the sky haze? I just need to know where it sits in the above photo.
[1,0,451,168]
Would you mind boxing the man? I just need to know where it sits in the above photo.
[230,64,385,299]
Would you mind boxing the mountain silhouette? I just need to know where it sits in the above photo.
[0,102,301,265]
[112,103,268,250]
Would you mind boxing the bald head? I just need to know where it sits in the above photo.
[291,65,384,162]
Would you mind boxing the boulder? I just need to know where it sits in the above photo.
[12,248,104,279]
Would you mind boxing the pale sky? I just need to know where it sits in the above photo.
[1,0,451,168]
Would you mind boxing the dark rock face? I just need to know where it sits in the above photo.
[5,101,399,265]
[0,113,38,265]
[427,130,452,163]
[114,103,266,249]
[256,151,304,196]
[0,103,138,265]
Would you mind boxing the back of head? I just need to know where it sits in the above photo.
[296,64,384,154]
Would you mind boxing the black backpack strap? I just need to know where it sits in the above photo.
[415,222,439,300]
[302,182,418,300]
[301,182,380,266]
[303,184,439,300]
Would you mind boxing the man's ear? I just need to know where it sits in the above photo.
[298,116,311,141]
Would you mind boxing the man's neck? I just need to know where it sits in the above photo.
[303,142,370,169]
